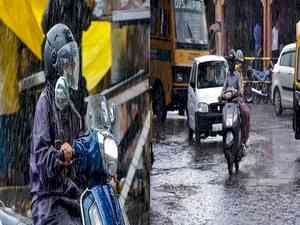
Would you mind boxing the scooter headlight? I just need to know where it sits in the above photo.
[226,110,238,127]
[103,137,118,177]
[226,115,233,127]
[225,131,234,146]
[198,103,209,113]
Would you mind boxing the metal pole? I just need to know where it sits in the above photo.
[214,0,225,56]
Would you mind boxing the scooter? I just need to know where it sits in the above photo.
[73,126,126,225]
[222,88,244,175]
[57,77,128,225]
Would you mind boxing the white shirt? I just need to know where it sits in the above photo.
[272,26,279,51]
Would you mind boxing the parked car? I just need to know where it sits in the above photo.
[271,43,296,115]
[187,55,228,143]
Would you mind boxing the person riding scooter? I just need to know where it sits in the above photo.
[222,49,250,151]
[30,24,84,225]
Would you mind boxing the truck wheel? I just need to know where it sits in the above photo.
[274,89,282,116]
[153,83,167,123]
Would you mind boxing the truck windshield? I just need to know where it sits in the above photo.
[197,61,226,88]
[174,0,208,49]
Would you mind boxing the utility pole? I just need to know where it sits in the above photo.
[214,0,225,56]
[261,0,272,67]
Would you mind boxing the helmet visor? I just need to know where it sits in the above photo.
[57,41,80,90]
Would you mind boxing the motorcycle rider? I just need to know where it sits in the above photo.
[222,49,250,152]
[235,49,245,93]
[30,24,83,225]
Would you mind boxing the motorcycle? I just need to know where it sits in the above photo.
[244,65,272,104]
[222,88,244,175]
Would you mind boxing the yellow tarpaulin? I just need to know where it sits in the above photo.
[0,24,19,115]
[0,0,112,91]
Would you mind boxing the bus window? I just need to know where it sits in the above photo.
[174,0,208,49]
[151,2,170,39]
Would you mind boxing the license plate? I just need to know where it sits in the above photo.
[212,123,222,132]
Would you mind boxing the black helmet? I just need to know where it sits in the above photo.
[44,23,79,90]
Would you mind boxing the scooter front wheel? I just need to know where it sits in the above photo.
[235,160,239,173]
[188,128,193,143]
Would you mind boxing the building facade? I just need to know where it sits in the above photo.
[211,0,299,60]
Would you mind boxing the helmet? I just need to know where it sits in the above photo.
[44,23,79,90]
[236,49,244,63]
[227,49,236,72]
[228,49,236,62]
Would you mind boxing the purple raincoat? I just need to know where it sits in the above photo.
[30,84,84,225]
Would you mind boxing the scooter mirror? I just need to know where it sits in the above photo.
[103,137,118,176]
[109,103,117,125]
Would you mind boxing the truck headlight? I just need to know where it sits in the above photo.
[198,103,209,113]
[175,73,184,82]
[103,137,118,176]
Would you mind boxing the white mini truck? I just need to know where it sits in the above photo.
[187,55,228,143]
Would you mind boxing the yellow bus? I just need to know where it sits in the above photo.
[294,21,300,139]
[151,0,209,122]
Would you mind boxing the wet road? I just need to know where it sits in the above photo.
[150,105,300,225]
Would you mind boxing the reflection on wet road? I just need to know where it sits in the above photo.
[151,105,300,225]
